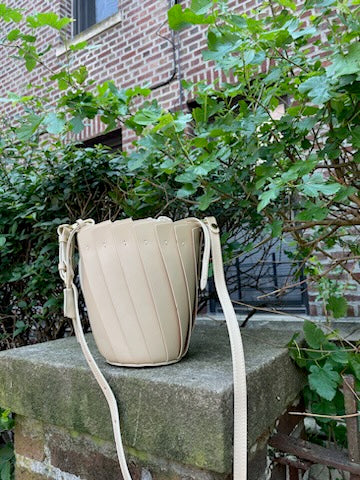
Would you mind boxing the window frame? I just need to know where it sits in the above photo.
[72,0,118,37]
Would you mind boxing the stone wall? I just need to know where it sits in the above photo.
[0,322,306,480]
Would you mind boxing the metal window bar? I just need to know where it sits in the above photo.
[209,258,309,314]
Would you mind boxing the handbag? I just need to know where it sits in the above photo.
[58,216,247,479]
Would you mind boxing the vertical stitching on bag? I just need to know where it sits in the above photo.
[78,254,117,360]
[132,222,169,363]
[188,226,201,337]
[154,224,184,359]
[192,225,202,328]
[92,227,136,362]
[173,223,193,357]
[109,223,153,364]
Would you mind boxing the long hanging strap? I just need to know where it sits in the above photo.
[57,218,247,480]
[203,217,247,480]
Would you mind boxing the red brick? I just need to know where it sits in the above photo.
[14,416,45,462]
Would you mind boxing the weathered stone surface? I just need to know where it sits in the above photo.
[15,466,50,480]
[0,322,305,474]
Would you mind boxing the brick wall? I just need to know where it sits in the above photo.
[14,413,298,480]
[0,0,250,143]
[14,415,230,480]
[0,0,201,144]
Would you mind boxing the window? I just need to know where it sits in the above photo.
[73,0,118,36]
[81,128,122,151]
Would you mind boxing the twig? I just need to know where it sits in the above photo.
[289,411,360,420]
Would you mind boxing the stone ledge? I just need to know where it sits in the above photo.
[0,322,305,474]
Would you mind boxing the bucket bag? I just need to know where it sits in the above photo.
[58,216,247,480]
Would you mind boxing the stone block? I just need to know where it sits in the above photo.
[0,322,306,477]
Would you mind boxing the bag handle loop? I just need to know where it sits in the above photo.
[57,217,247,480]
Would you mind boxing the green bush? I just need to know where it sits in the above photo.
[0,144,129,348]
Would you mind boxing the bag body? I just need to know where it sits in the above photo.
[58,215,247,480]
[76,217,202,366]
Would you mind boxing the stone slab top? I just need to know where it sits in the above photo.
[0,322,305,474]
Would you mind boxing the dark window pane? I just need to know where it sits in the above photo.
[72,0,117,35]
[95,0,118,23]
[73,0,96,35]
[81,129,122,151]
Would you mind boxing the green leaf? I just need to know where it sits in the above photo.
[176,183,197,197]
[257,186,280,212]
[351,125,360,148]
[175,171,197,183]
[69,116,84,134]
[203,31,243,61]
[300,174,341,197]
[173,112,192,132]
[24,54,37,72]
[198,188,215,211]
[125,85,152,99]
[168,4,215,30]
[303,320,328,349]
[327,345,348,365]
[127,152,145,171]
[326,43,360,79]
[0,444,13,463]
[0,461,11,480]
[0,4,22,22]
[6,28,20,41]
[269,219,283,237]
[349,354,360,380]
[309,362,341,401]
[133,108,162,126]
[55,17,73,30]
[72,66,88,85]
[27,12,72,30]
[298,76,332,104]
[0,237,6,248]
[296,202,329,221]
[327,296,347,319]
[0,410,13,432]
[13,320,27,337]
[191,0,213,14]
[264,68,282,84]
[69,41,88,51]
[333,185,357,202]
[278,0,297,9]
[16,114,43,141]
[43,112,65,135]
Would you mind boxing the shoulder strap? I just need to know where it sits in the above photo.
[203,217,247,480]
[57,218,247,480]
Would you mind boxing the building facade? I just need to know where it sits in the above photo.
[1,0,359,318]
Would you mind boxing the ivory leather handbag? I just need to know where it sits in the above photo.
[58,216,247,480]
